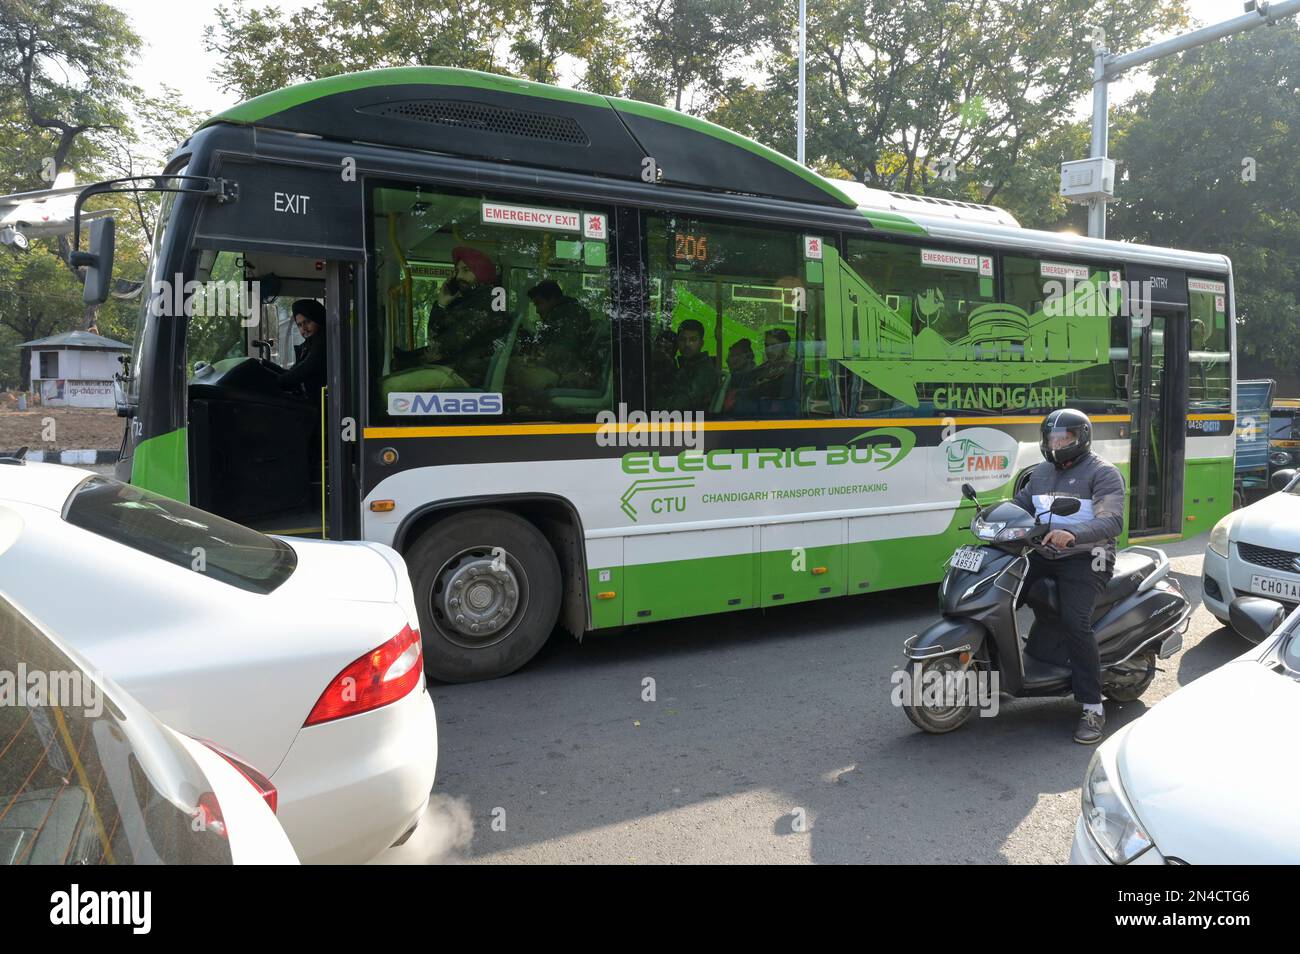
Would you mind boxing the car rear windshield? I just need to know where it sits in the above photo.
[63,477,296,595]
[0,593,232,864]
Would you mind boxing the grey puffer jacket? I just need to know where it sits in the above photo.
[1011,452,1126,564]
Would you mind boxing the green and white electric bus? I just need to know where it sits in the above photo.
[77,67,1236,681]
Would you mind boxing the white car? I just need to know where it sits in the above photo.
[0,586,297,864]
[1203,468,1300,638]
[1070,596,1300,864]
[0,460,437,863]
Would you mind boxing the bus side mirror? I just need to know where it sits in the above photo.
[1271,468,1296,492]
[70,217,116,305]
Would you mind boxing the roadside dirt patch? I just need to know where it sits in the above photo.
[0,399,125,451]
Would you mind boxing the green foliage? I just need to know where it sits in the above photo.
[709,0,1183,202]
[1109,24,1300,378]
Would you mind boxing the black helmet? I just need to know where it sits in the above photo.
[1041,408,1092,468]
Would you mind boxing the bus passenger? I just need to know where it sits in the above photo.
[425,246,510,386]
[660,318,718,411]
[722,338,757,413]
[519,279,605,389]
[735,327,795,411]
[278,299,328,395]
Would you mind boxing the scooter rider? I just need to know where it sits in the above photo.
[1012,409,1126,745]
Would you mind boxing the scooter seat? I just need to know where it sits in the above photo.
[1025,549,1160,622]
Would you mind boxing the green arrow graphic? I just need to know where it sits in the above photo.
[620,477,696,522]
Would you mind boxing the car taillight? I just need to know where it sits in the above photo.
[304,624,423,727]
[195,792,228,838]
[200,739,278,814]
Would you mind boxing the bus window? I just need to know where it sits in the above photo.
[1187,279,1231,413]
[368,185,615,422]
[645,214,829,418]
[186,250,257,376]
[1002,256,1127,416]
[841,239,997,414]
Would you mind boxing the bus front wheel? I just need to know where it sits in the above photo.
[407,509,561,682]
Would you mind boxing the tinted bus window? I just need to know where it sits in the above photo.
[0,595,231,865]
[840,239,997,414]
[646,214,831,418]
[63,477,297,594]
[1188,279,1231,412]
[368,185,615,423]
[1002,255,1127,416]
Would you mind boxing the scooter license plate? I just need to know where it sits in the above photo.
[1251,574,1300,601]
[950,547,983,572]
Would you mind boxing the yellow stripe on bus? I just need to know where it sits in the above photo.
[1186,413,1235,421]
[364,414,1133,440]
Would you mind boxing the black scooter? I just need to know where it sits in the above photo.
[901,483,1191,733]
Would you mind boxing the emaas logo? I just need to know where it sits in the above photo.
[388,392,502,415]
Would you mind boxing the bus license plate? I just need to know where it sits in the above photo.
[950,547,983,572]
[1251,575,1300,601]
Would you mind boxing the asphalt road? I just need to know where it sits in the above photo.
[383,536,1244,864]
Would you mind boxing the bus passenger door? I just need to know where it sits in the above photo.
[324,262,362,539]
[1129,305,1187,537]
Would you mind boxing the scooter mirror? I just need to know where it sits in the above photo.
[960,483,978,502]
[1050,497,1081,516]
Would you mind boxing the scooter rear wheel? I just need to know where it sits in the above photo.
[901,655,978,734]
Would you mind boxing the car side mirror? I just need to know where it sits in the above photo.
[1229,596,1285,643]
[1271,468,1297,492]
[1050,497,1081,516]
[70,216,116,305]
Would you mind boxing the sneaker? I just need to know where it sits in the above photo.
[1074,709,1105,745]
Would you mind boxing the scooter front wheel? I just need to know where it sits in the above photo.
[901,655,978,734]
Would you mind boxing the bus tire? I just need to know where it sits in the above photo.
[407,509,562,682]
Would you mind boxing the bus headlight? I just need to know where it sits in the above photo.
[1208,514,1235,558]
[1081,750,1152,864]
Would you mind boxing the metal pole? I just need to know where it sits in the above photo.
[797,0,806,165]
[1084,0,1300,238]
[1088,47,1109,239]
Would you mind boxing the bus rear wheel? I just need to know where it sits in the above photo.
[407,509,561,682]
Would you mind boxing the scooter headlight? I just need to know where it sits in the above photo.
[1081,750,1153,864]
[972,515,1003,540]
[995,525,1031,543]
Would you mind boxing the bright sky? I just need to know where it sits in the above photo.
[117,0,1249,124]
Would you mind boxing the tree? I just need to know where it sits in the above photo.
[0,0,140,184]
[709,0,1183,202]
[0,247,84,389]
[1108,22,1300,379]
[621,0,780,111]
[205,0,628,101]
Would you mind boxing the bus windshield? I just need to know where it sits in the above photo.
[127,167,186,407]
